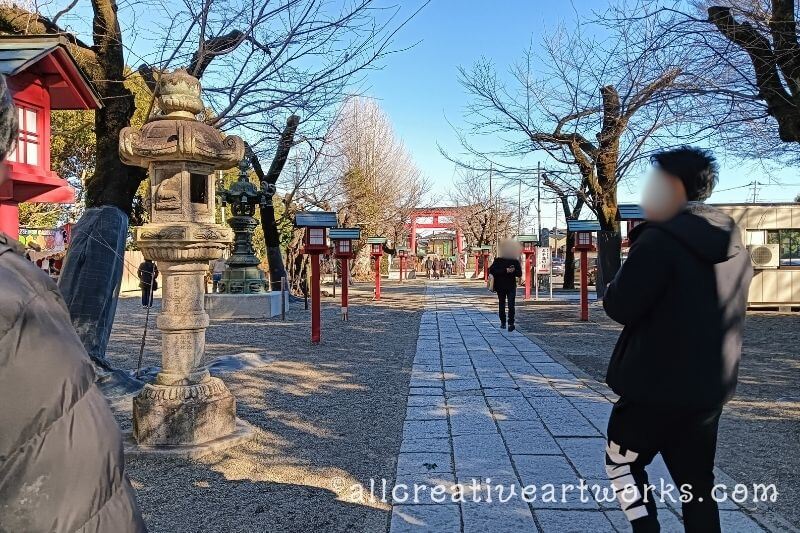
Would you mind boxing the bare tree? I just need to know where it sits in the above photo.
[606,0,800,164]
[443,9,693,292]
[327,97,429,279]
[449,169,514,249]
[0,0,420,367]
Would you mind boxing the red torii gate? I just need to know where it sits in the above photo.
[406,207,464,267]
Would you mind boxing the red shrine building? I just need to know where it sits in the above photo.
[0,35,102,239]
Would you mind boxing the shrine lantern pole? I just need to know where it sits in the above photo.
[480,245,492,282]
[567,219,600,322]
[295,211,338,343]
[516,235,538,301]
[367,237,387,300]
[329,228,361,320]
[396,247,409,282]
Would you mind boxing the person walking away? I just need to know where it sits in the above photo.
[489,239,522,331]
[0,73,146,532]
[211,256,226,292]
[137,258,159,307]
[602,147,752,533]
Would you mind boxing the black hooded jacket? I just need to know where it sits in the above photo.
[603,203,753,409]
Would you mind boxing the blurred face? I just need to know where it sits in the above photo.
[641,169,687,222]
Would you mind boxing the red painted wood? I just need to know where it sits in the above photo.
[341,257,349,318]
[374,256,381,300]
[311,253,321,343]
[524,253,533,301]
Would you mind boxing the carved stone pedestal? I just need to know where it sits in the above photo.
[120,69,251,455]
[133,377,235,445]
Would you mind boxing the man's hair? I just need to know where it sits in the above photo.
[650,146,719,201]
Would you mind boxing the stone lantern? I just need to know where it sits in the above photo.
[120,69,249,451]
[216,156,271,294]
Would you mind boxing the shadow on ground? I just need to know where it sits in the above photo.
[107,282,426,533]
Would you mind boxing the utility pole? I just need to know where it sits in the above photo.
[517,174,522,235]
[750,181,761,203]
[536,162,542,238]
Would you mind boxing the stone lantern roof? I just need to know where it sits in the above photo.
[119,69,244,169]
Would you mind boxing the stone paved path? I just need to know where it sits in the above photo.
[390,283,770,533]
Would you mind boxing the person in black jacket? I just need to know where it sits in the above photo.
[602,147,752,533]
[489,239,522,331]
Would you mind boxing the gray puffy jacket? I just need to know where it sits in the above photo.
[0,233,146,532]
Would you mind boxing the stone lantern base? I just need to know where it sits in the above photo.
[132,376,236,446]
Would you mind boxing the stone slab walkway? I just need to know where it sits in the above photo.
[390,282,773,533]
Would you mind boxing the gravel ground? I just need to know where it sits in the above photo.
[106,281,425,533]
[465,284,800,528]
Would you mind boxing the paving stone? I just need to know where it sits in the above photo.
[461,500,537,533]
[390,504,461,533]
[533,362,574,378]
[556,437,608,479]
[487,396,540,421]
[477,377,518,389]
[483,388,523,397]
[569,399,612,434]
[441,366,477,380]
[397,452,453,475]
[406,395,446,407]
[498,420,561,455]
[400,437,451,454]
[526,395,575,410]
[409,386,443,395]
[513,455,598,509]
[537,408,601,437]
[535,509,614,532]
[392,473,458,504]
[444,378,482,392]
[449,412,498,436]
[403,419,449,440]
[719,510,766,532]
[604,509,684,532]
[518,384,562,398]
[405,405,448,420]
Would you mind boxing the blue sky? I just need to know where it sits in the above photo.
[359,0,800,227]
[58,0,800,228]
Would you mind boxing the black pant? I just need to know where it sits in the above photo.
[496,286,515,325]
[605,398,723,533]
[141,285,154,307]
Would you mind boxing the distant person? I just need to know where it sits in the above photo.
[211,256,226,292]
[137,258,159,307]
[489,240,522,331]
[602,147,753,533]
[0,74,146,532]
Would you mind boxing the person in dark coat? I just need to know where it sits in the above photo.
[137,259,159,307]
[489,239,522,331]
[602,147,752,533]
[0,74,146,532]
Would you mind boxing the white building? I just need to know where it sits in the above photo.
[715,203,800,309]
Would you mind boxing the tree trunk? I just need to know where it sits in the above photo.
[563,232,577,289]
[58,0,145,368]
[251,115,299,291]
